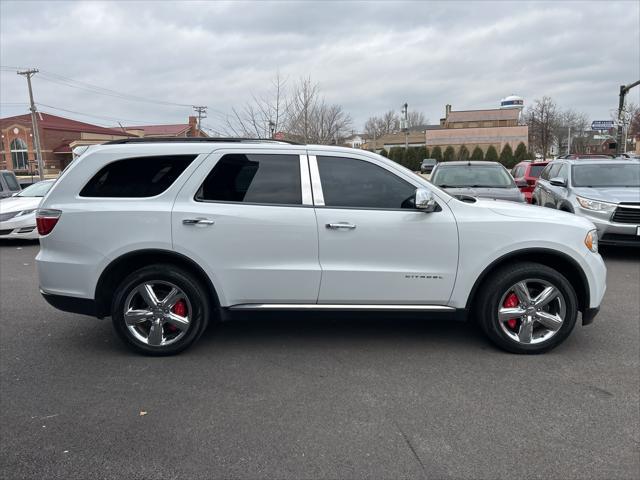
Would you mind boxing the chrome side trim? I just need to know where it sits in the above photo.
[307,155,325,206]
[299,154,313,205]
[229,303,455,311]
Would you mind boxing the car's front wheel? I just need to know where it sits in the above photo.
[477,262,578,354]
[111,265,210,355]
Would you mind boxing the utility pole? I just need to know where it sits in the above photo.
[401,102,409,150]
[269,120,275,139]
[193,106,207,137]
[616,79,640,154]
[17,69,45,181]
[567,126,571,155]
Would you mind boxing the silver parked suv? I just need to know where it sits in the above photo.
[532,158,640,246]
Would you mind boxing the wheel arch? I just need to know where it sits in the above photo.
[558,202,575,213]
[465,248,589,314]
[94,249,221,318]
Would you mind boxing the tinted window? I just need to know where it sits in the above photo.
[317,156,415,209]
[80,155,195,198]
[2,172,20,191]
[512,166,523,178]
[529,165,546,177]
[196,154,301,205]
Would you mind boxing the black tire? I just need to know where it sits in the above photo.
[111,264,210,355]
[476,262,578,354]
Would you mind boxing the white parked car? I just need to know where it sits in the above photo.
[36,139,606,355]
[0,180,55,239]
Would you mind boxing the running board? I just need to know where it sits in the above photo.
[228,303,455,311]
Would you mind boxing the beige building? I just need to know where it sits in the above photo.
[426,104,528,154]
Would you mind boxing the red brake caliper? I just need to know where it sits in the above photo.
[503,293,519,330]
[167,299,187,333]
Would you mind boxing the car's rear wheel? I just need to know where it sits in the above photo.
[477,262,578,354]
[111,265,210,355]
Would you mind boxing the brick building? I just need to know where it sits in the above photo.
[0,113,131,174]
[0,114,207,175]
[425,104,528,155]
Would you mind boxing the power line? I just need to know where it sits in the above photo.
[36,102,169,125]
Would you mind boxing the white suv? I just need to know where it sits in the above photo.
[36,139,606,355]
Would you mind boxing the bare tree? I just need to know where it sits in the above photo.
[285,77,352,144]
[364,110,400,138]
[407,111,426,129]
[363,109,426,139]
[525,97,560,158]
[225,73,288,138]
[556,108,590,154]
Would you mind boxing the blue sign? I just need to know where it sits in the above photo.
[591,120,614,130]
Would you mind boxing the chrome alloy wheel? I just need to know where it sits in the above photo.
[497,279,567,345]
[124,281,192,347]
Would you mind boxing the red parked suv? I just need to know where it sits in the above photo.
[511,161,549,203]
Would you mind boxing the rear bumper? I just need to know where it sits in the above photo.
[582,306,600,326]
[40,289,99,317]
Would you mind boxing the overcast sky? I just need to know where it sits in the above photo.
[1,0,639,133]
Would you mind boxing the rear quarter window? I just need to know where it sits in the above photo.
[80,155,196,198]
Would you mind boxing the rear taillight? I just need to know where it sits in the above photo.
[36,209,62,236]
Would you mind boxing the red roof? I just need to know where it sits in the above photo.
[0,112,131,137]
[123,124,191,136]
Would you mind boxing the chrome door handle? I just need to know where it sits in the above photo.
[183,218,215,226]
[326,222,356,230]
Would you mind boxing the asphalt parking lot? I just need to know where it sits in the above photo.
[0,241,638,480]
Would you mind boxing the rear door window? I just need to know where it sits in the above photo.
[80,155,196,197]
[196,153,302,205]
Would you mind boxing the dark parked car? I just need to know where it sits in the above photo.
[0,170,21,199]
[430,161,525,202]
[511,161,549,203]
[420,158,438,174]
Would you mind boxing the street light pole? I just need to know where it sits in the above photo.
[17,69,45,181]
[616,79,640,155]
[402,102,408,150]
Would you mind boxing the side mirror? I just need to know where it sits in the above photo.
[415,188,437,212]
[549,177,567,187]
[515,179,528,188]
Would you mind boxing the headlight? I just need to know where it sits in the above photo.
[576,196,616,213]
[14,209,36,217]
[584,229,598,253]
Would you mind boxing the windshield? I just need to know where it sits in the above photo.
[431,165,515,188]
[572,164,640,187]
[422,159,436,165]
[17,181,54,197]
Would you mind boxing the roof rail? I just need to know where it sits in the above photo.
[103,137,301,145]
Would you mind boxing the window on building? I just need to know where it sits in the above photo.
[196,154,302,205]
[10,138,29,171]
[483,122,494,128]
[80,155,196,197]
[317,156,416,209]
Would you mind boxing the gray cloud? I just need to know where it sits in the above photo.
[1,0,638,132]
